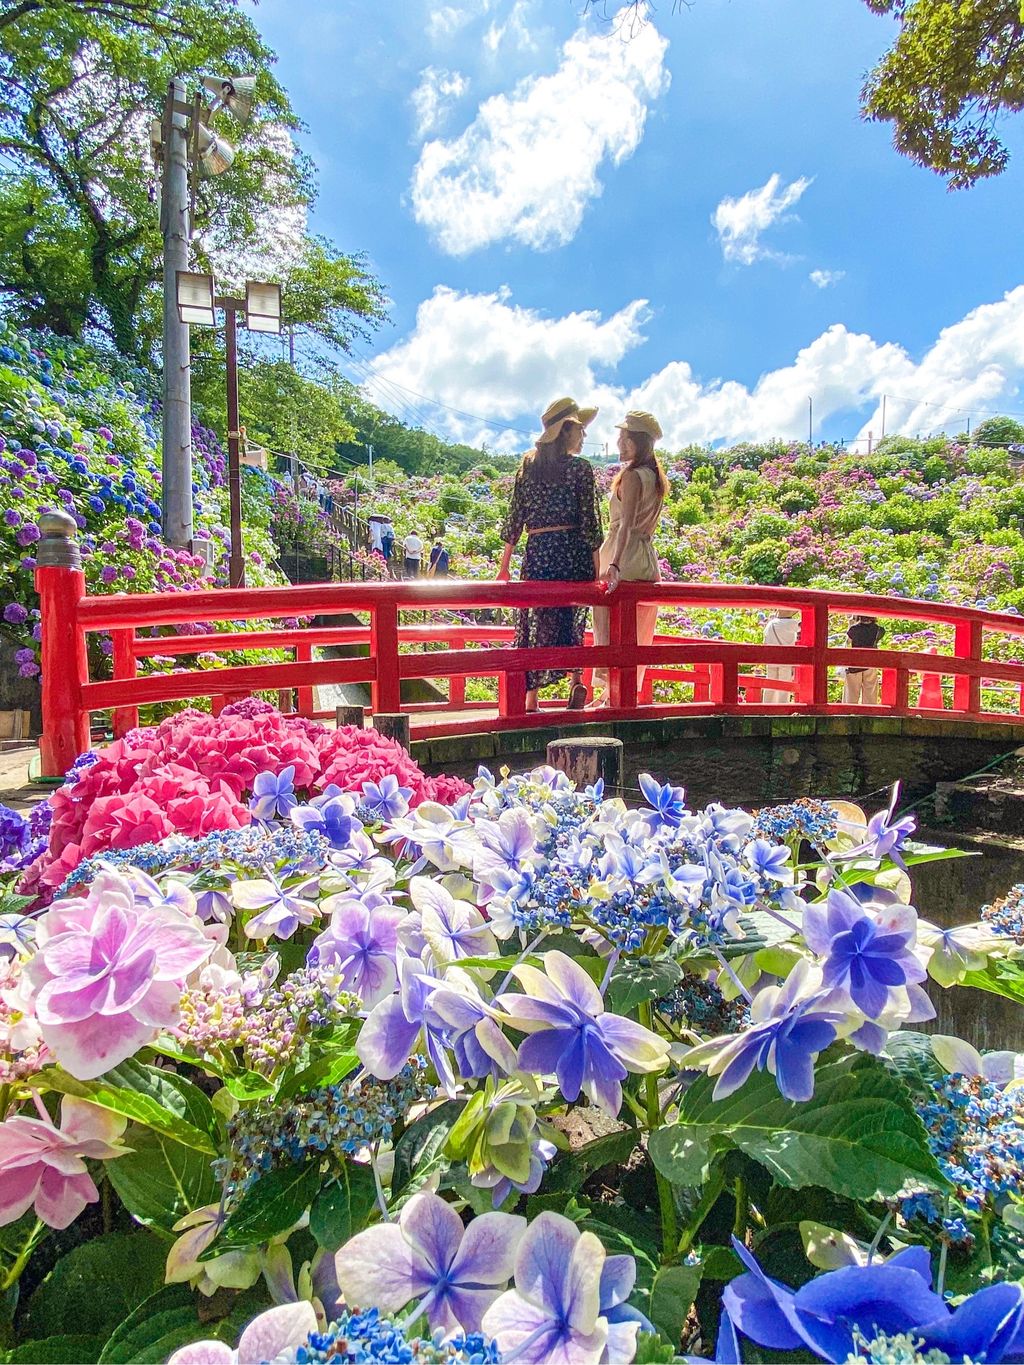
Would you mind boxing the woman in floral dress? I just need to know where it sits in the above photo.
[497,398,603,712]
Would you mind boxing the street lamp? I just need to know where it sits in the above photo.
[151,72,255,549]
[176,271,281,588]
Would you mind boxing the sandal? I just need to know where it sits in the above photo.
[568,681,589,710]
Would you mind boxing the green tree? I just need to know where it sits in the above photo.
[973,415,1024,446]
[859,0,1024,188]
[233,361,356,466]
[0,0,384,357]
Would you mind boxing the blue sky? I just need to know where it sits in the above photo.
[254,0,1024,452]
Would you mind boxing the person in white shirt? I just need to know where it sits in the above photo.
[402,531,424,578]
[368,519,384,553]
[762,607,801,705]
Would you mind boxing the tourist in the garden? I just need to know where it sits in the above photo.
[590,411,668,708]
[496,397,602,712]
[428,538,450,577]
[380,519,396,575]
[761,606,802,705]
[402,527,424,578]
[843,613,884,704]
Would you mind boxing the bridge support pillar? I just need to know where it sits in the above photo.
[547,736,623,799]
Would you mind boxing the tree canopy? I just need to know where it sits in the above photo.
[860,0,1024,189]
[0,0,386,358]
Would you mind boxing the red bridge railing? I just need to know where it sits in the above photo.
[35,516,1024,778]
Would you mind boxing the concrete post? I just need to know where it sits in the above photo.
[160,76,194,548]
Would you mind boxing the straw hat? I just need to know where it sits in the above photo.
[536,397,598,446]
[616,410,663,440]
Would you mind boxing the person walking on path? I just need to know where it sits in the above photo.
[380,519,396,577]
[428,539,450,577]
[761,607,802,705]
[843,614,884,704]
[497,398,602,712]
[590,411,668,707]
[402,529,424,578]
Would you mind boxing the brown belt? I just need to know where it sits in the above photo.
[526,524,575,535]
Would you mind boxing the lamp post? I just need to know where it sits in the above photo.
[175,271,282,587]
[151,74,255,547]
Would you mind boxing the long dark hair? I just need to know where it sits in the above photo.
[522,423,580,483]
[611,430,669,501]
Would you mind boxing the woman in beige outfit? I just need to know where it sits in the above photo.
[590,411,668,706]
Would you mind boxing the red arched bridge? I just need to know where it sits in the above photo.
[36,552,1024,778]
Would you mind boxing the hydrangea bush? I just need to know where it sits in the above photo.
[0,327,350,686]
[1,725,1023,1363]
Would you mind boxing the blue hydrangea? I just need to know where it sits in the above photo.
[293,1310,501,1364]
[918,1073,1024,1213]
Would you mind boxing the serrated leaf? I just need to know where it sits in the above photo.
[41,1061,217,1154]
[883,1031,945,1098]
[106,1122,219,1232]
[606,960,682,1014]
[22,1232,168,1340]
[98,1287,195,1364]
[278,1049,358,1102]
[217,1161,322,1250]
[542,1129,640,1196]
[392,1100,463,1197]
[649,1050,948,1201]
[649,1264,701,1349]
[7,1336,105,1364]
[309,1162,378,1250]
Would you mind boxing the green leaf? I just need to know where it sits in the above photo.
[309,1162,378,1251]
[106,1122,220,1232]
[97,1285,268,1364]
[960,959,1024,1007]
[7,1336,105,1364]
[634,1331,678,1364]
[277,1049,358,1102]
[98,1287,195,1365]
[883,1031,945,1099]
[649,1264,701,1349]
[223,1071,278,1101]
[606,960,682,1015]
[41,1062,217,1154]
[720,910,801,959]
[543,1130,641,1197]
[22,1232,168,1340]
[217,1160,322,1250]
[392,1100,464,1197]
[649,1049,949,1201]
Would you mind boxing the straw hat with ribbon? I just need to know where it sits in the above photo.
[616,410,663,440]
[535,397,598,446]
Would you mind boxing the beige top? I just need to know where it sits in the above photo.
[599,464,663,580]
[608,464,662,538]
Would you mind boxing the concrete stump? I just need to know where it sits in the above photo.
[547,736,623,798]
[374,711,411,750]
[336,704,366,729]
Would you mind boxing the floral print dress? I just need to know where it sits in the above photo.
[499,456,603,691]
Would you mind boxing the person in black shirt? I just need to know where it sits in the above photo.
[843,615,884,705]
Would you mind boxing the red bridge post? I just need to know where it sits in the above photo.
[35,511,90,778]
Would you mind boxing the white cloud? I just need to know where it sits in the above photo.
[483,0,537,54]
[410,7,670,255]
[427,5,477,41]
[810,268,845,289]
[368,285,649,450]
[713,173,813,265]
[364,284,1024,453]
[410,68,469,140]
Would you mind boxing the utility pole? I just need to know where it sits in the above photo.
[160,77,193,547]
[881,394,887,440]
[288,325,300,497]
[224,300,244,587]
[368,442,374,475]
[807,397,813,448]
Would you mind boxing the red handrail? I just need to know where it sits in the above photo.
[34,546,1024,778]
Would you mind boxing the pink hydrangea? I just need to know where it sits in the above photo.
[15,867,213,1078]
[22,708,470,900]
[0,1094,128,1228]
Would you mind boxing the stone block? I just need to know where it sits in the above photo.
[769,717,816,737]
[421,731,497,765]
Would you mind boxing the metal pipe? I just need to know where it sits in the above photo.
[160,77,194,548]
